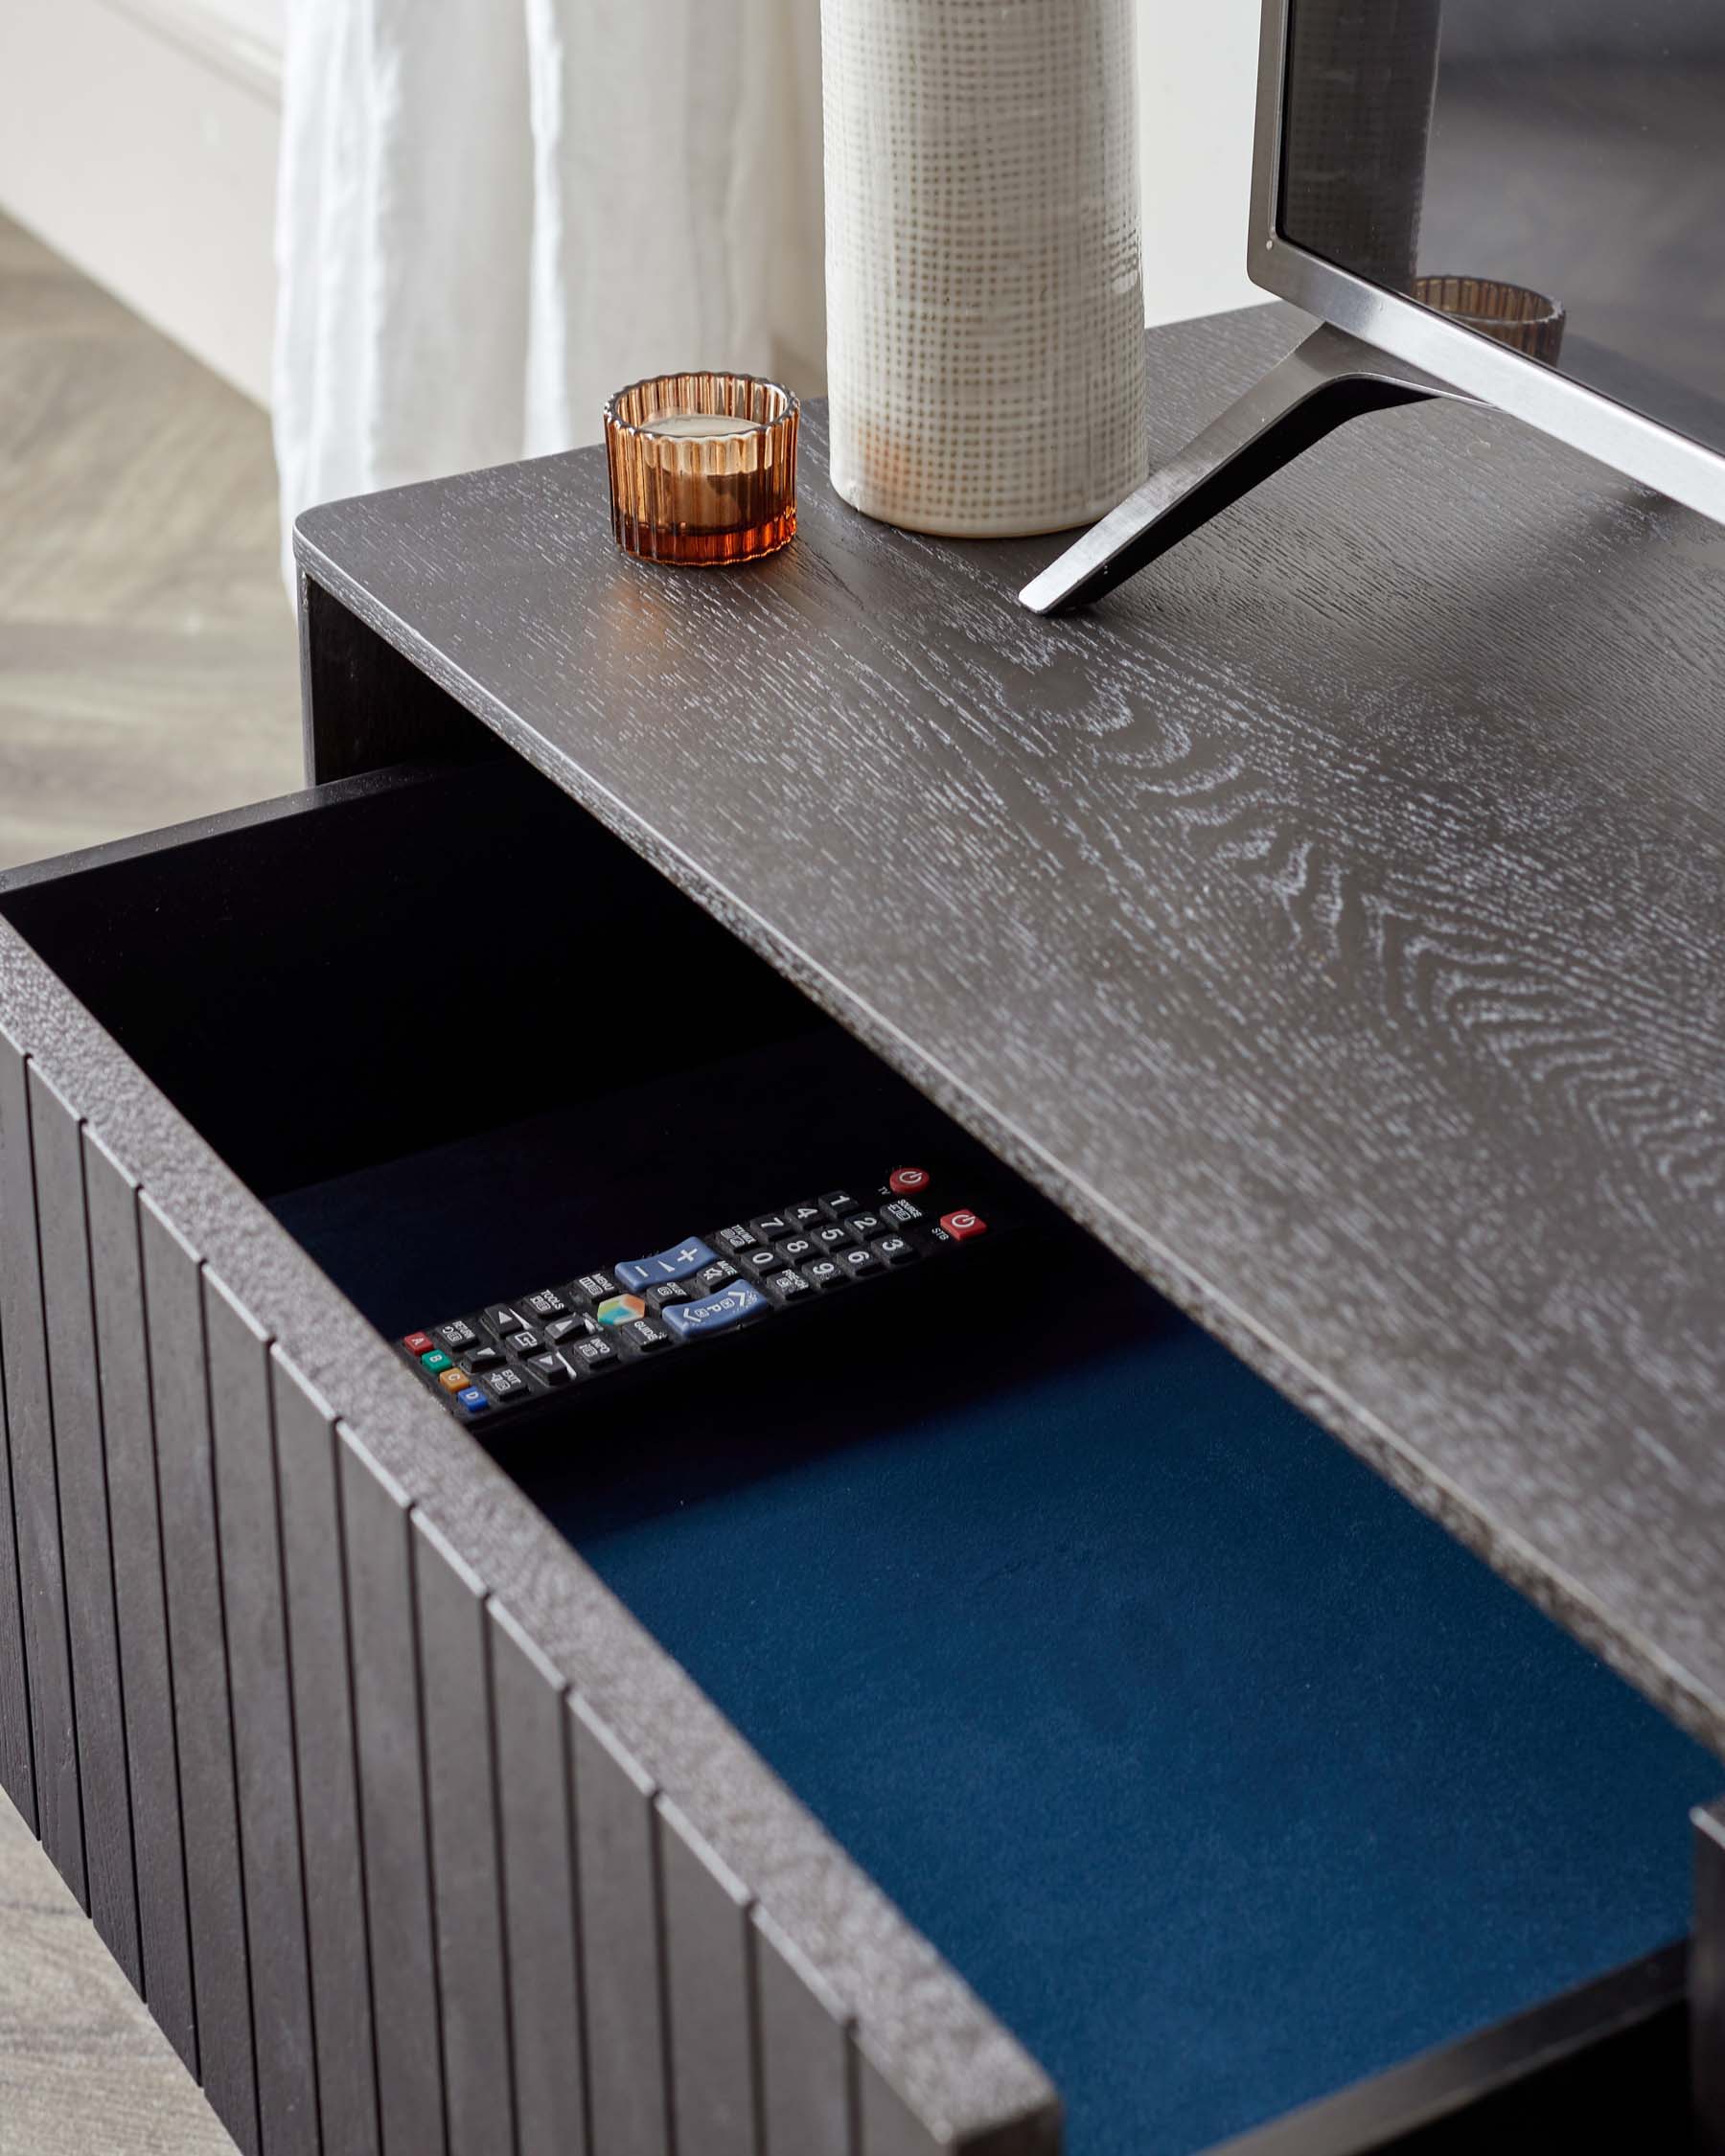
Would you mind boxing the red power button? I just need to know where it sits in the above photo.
[888,1166,930,1195]
[939,1209,986,1242]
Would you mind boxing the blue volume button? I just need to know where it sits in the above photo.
[662,1280,770,1340]
[615,1236,719,1291]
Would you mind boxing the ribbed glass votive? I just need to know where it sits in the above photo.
[603,373,799,566]
[1412,277,1566,364]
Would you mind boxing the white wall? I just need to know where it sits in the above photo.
[0,0,282,403]
[1138,0,1262,327]
[0,0,1261,413]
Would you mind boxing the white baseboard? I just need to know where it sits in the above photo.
[0,0,281,405]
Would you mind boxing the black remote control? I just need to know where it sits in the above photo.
[397,1163,1012,1428]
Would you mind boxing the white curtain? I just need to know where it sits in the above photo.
[272,0,825,572]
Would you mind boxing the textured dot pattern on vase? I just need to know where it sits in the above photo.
[821,0,1149,538]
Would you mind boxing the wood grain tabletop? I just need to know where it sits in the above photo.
[297,303,1725,1759]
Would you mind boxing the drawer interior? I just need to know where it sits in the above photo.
[6,756,1716,2154]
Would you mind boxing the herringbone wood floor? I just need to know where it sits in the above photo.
[0,208,299,871]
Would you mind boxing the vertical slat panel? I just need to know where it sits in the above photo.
[337,1421,446,2156]
[412,1513,514,2156]
[570,1694,672,2156]
[489,1602,587,2156]
[0,1028,36,1835]
[755,1908,856,2156]
[272,1350,380,2156]
[658,1796,759,2156]
[1693,1798,1725,2149]
[84,1129,197,2073]
[29,1067,140,1983]
[205,1273,319,2154]
[0,1031,81,1898]
[140,1194,259,2153]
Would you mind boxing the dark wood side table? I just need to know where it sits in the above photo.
[1,304,1722,2156]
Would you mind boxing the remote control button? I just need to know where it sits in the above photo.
[645,1282,691,1310]
[420,1348,454,1373]
[434,1320,477,1354]
[574,1271,618,1305]
[818,1190,861,1219]
[872,1233,919,1266]
[663,1280,770,1340]
[455,1386,490,1414]
[714,1224,759,1253]
[939,1209,987,1242]
[801,1257,850,1292]
[883,1197,925,1226]
[403,1331,435,1355]
[504,1328,544,1358]
[486,1304,527,1339]
[438,1365,472,1391]
[764,1268,812,1306]
[523,1288,569,1321]
[740,1247,784,1277]
[527,1351,579,1388]
[778,1236,816,1263]
[846,1212,886,1242]
[615,1238,718,1292]
[695,1259,741,1294]
[784,1203,823,1232]
[751,1212,793,1242]
[485,1367,532,1404]
[597,1294,648,1328]
[571,1337,620,1375]
[813,1223,852,1251]
[544,1315,597,1345]
[622,1318,674,1354]
[888,1167,931,1196]
[840,1245,883,1279]
[466,1345,504,1370]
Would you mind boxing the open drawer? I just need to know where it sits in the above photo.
[0,750,1714,2156]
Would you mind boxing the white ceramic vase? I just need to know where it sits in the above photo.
[820,0,1149,539]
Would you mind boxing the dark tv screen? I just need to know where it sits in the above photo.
[1279,0,1725,457]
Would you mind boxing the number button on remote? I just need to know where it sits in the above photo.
[840,1246,882,1279]
[779,1236,815,1263]
[751,1213,793,1242]
[818,1191,861,1219]
[813,1224,851,1251]
[784,1203,823,1232]
[801,1258,849,1292]
[873,1233,919,1266]
[740,1248,784,1277]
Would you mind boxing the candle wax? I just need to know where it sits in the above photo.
[641,411,762,440]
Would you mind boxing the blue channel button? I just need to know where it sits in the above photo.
[662,1279,770,1341]
[615,1236,719,1292]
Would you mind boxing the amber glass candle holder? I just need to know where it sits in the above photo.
[604,372,798,566]
[1412,276,1566,364]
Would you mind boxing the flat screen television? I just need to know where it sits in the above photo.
[1024,0,1725,613]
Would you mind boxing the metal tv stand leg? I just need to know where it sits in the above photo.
[1018,322,1478,616]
